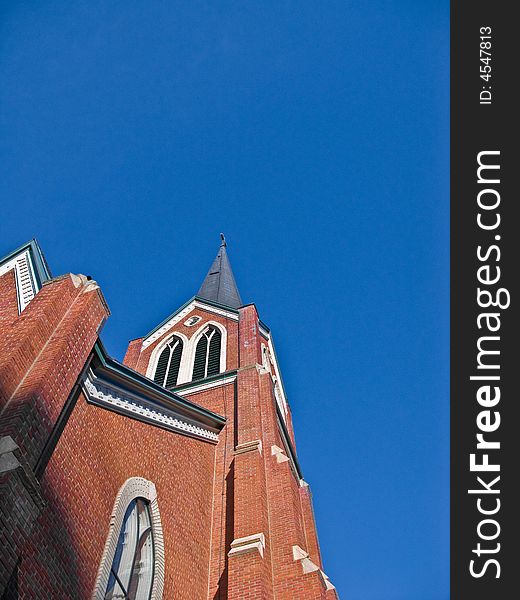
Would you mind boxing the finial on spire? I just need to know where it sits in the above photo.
[220,233,227,247]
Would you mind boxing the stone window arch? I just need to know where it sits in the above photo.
[92,477,164,600]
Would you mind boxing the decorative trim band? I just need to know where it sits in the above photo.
[174,373,236,396]
[192,299,240,321]
[142,299,239,349]
[142,302,197,349]
[82,371,219,443]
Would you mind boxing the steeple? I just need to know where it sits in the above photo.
[197,234,242,309]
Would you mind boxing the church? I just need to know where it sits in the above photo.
[0,236,337,599]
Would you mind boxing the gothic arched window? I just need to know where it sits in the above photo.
[93,478,164,600]
[104,498,154,600]
[154,336,183,388]
[192,326,222,381]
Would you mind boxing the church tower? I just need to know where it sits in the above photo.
[123,235,337,599]
[0,236,336,599]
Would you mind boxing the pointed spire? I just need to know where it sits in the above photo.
[197,234,243,308]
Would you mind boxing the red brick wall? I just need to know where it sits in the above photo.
[122,306,244,598]
[183,384,236,599]
[17,391,217,599]
[1,262,336,599]
[123,337,143,370]
[230,304,336,599]
[0,270,19,330]
[123,301,337,600]
[0,273,110,594]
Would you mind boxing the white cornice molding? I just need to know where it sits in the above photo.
[0,249,39,313]
[192,299,240,321]
[142,299,239,350]
[82,371,219,443]
[142,302,197,349]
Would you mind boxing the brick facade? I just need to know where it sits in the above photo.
[0,240,337,599]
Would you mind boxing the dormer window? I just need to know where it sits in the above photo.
[184,315,202,327]
[153,336,183,388]
[192,326,222,381]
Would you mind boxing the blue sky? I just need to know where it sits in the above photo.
[0,2,449,598]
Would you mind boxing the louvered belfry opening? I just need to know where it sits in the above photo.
[192,326,222,381]
[154,336,183,388]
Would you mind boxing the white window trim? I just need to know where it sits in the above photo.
[160,339,181,386]
[146,331,190,385]
[92,477,165,600]
[185,320,227,381]
[146,321,227,386]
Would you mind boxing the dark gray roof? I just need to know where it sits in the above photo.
[198,235,242,309]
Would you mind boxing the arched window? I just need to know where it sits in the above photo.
[104,498,154,600]
[153,336,183,388]
[93,478,164,600]
[192,326,222,381]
